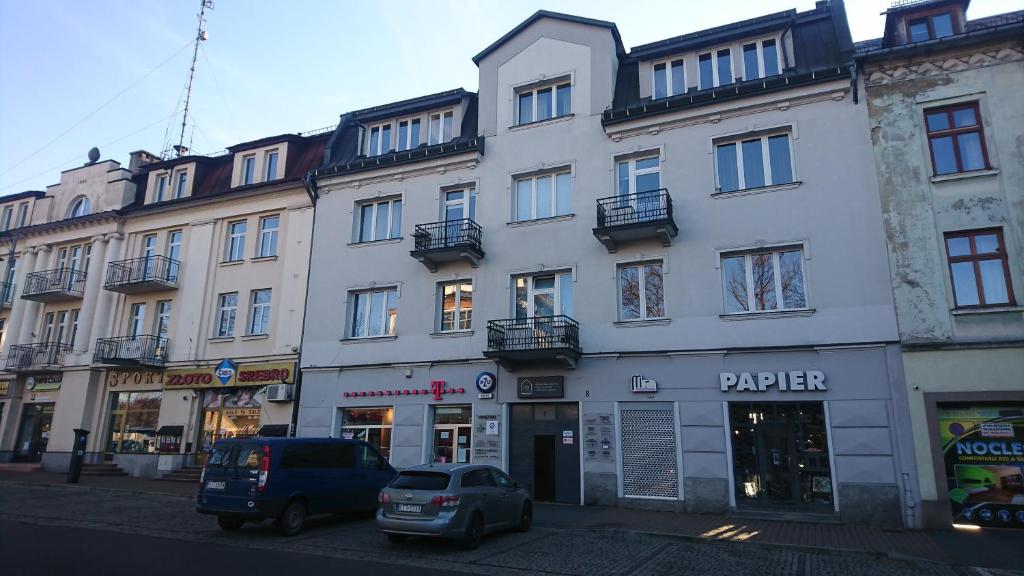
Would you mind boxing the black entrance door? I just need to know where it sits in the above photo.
[729,402,833,511]
[509,403,580,504]
[14,403,54,463]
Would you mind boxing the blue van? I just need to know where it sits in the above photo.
[196,437,396,535]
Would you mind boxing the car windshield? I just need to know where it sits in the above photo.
[390,471,451,490]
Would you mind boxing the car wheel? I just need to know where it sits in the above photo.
[386,533,409,544]
[278,500,307,537]
[217,516,244,531]
[516,501,533,532]
[461,512,484,550]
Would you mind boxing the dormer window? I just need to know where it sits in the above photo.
[366,123,392,156]
[69,196,91,218]
[242,154,256,185]
[428,111,454,145]
[653,59,685,99]
[397,118,421,151]
[173,170,187,199]
[155,174,168,202]
[699,49,733,90]
[907,11,955,43]
[264,150,279,181]
[742,39,781,80]
[516,81,571,126]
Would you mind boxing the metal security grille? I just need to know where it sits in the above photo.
[620,409,678,498]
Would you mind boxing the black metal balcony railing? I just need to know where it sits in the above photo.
[0,281,14,307]
[93,335,169,367]
[104,255,180,290]
[596,188,673,229]
[413,219,483,252]
[22,268,87,300]
[5,342,71,371]
[486,315,581,354]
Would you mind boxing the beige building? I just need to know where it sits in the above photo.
[0,132,327,477]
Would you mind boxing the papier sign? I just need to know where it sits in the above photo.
[720,371,826,392]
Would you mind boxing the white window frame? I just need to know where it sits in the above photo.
[651,58,686,99]
[43,312,55,342]
[365,122,392,156]
[248,289,272,335]
[741,37,783,81]
[0,206,12,231]
[167,230,182,260]
[155,174,168,202]
[616,155,661,197]
[443,187,477,221]
[513,272,573,318]
[721,247,809,314]
[263,149,279,181]
[349,287,399,339]
[257,214,279,258]
[699,48,733,89]
[438,280,473,333]
[141,234,157,258]
[241,155,256,185]
[215,292,238,337]
[16,202,28,227]
[69,309,80,347]
[173,170,187,199]
[513,170,572,222]
[225,220,247,261]
[515,81,571,125]
[397,117,422,151]
[69,196,91,218]
[428,110,454,146]
[714,131,795,192]
[130,303,146,337]
[617,260,666,321]
[155,300,171,339]
[356,198,402,243]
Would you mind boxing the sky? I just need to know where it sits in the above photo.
[0,0,1018,194]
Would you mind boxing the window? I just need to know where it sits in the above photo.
[357,198,402,242]
[439,281,473,332]
[433,405,472,464]
[616,156,661,200]
[908,12,955,43]
[155,174,168,202]
[173,171,187,199]
[722,248,807,314]
[281,443,355,469]
[652,58,686,99]
[715,133,793,192]
[69,309,80,347]
[350,287,398,338]
[3,257,17,304]
[925,103,988,176]
[166,230,182,280]
[366,123,392,156]
[517,82,571,125]
[249,289,272,335]
[216,293,238,337]
[156,300,171,340]
[1,206,12,231]
[16,203,27,227]
[742,39,781,80]
[69,196,91,218]
[444,187,476,222]
[619,261,665,321]
[130,303,146,337]
[225,220,246,261]
[264,150,279,181]
[428,111,453,145]
[699,49,732,89]
[945,229,1014,308]
[241,155,256,185]
[340,407,393,460]
[258,215,279,258]
[515,272,573,318]
[397,118,421,151]
[141,234,157,277]
[514,171,571,221]
[55,311,68,344]
[105,392,162,454]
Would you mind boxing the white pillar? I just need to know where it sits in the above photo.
[73,235,109,355]
[16,245,49,346]
[174,220,215,362]
[3,246,38,353]
[90,233,122,347]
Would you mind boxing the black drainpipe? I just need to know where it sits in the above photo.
[291,171,320,436]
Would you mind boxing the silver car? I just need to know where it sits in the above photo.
[376,463,532,549]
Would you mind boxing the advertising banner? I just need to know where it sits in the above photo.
[938,404,1024,529]
[164,360,293,389]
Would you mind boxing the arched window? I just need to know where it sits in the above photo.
[69,196,91,218]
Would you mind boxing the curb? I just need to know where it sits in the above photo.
[0,478,197,501]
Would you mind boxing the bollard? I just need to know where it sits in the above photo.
[66,428,90,484]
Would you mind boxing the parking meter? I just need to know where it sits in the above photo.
[67,428,90,484]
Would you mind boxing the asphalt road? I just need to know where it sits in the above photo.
[0,519,471,576]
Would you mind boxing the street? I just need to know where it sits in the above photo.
[0,480,1020,576]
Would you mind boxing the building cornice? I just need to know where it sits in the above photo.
[316,154,481,195]
[861,42,1024,87]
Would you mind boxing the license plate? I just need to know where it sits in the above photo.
[206,481,225,490]
[396,504,422,513]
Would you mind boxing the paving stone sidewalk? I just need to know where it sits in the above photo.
[1,475,1021,575]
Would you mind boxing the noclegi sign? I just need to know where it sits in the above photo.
[720,371,826,392]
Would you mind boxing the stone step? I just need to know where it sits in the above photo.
[0,463,43,473]
[80,463,128,476]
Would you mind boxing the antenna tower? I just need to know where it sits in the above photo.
[176,0,214,157]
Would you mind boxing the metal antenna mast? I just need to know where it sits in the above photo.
[176,0,214,157]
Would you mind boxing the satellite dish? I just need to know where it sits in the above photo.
[87,147,100,164]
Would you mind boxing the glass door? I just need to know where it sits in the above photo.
[432,405,472,464]
[13,403,54,462]
[442,188,476,246]
[142,234,157,278]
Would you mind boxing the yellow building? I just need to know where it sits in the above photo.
[0,132,326,477]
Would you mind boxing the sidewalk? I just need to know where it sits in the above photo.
[2,471,1021,572]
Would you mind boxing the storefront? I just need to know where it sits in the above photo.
[301,343,919,527]
[12,374,62,463]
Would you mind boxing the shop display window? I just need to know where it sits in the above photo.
[105,391,162,454]
[341,407,393,459]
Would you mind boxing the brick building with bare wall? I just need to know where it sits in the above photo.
[856,1,1024,530]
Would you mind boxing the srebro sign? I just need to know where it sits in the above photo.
[720,371,826,392]
[164,361,294,389]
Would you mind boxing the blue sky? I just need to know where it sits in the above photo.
[0,0,1016,194]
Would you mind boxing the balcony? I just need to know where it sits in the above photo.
[0,281,14,309]
[484,315,581,370]
[22,268,87,302]
[104,256,180,294]
[410,219,485,272]
[5,342,71,372]
[593,188,678,252]
[93,335,169,367]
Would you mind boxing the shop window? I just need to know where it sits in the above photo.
[200,388,262,455]
[341,407,393,460]
[432,405,472,464]
[721,247,807,314]
[105,391,162,454]
[945,229,1014,308]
